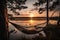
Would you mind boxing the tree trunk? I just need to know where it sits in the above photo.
[0,0,8,40]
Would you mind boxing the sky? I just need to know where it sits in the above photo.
[25,0,38,9]
[20,0,38,14]
[7,0,59,17]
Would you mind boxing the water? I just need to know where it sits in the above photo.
[9,20,58,27]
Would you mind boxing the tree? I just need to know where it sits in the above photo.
[7,0,27,15]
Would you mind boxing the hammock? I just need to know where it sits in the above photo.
[9,22,43,34]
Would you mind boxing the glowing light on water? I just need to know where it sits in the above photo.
[29,20,34,24]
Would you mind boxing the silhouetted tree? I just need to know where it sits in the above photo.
[33,0,59,14]
[7,0,27,15]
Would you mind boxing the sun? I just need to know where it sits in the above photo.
[29,13,34,17]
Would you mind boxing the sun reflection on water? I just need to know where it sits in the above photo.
[29,20,34,23]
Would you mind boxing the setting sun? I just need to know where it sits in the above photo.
[29,13,34,17]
